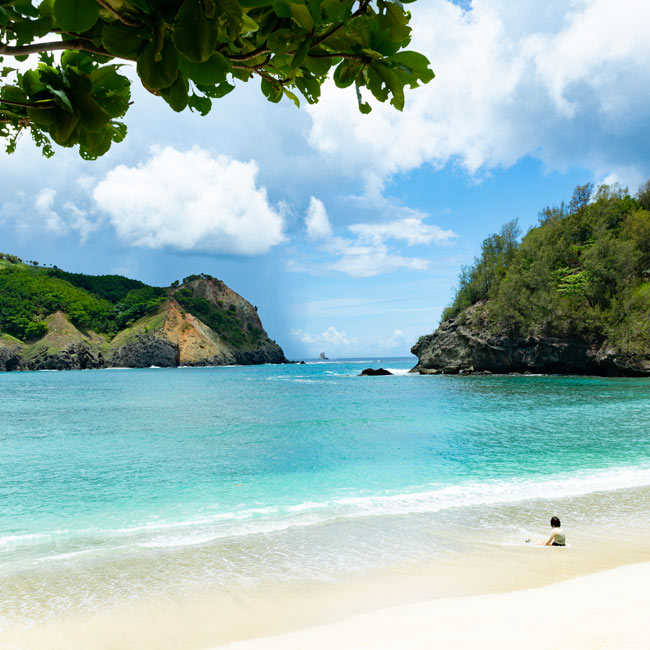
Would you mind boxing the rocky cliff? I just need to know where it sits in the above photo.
[411,306,650,377]
[0,270,287,371]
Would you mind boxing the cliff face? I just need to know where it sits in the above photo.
[0,276,287,371]
[411,307,650,377]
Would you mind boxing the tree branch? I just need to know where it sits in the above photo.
[311,0,371,48]
[95,0,141,27]
[0,98,55,109]
[228,45,271,62]
[0,39,130,60]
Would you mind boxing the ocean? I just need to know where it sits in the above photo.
[1,359,650,637]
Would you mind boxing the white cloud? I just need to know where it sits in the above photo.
[325,236,430,277]
[379,329,409,349]
[291,326,358,347]
[349,217,457,247]
[305,196,333,240]
[34,188,66,234]
[307,0,650,189]
[298,198,456,277]
[93,146,285,255]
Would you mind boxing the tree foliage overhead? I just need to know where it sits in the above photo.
[442,182,650,354]
[0,0,433,158]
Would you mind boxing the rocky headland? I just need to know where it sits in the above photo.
[410,183,650,377]
[411,306,650,377]
[0,261,287,371]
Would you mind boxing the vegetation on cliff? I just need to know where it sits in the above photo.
[0,260,280,365]
[0,258,166,339]
[442,181,650,355]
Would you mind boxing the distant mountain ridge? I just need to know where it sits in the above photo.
[0,258,287,371]
[412,182,650,376]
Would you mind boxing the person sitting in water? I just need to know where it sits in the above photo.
[543,516,566,546]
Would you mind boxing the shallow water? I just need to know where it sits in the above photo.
[1,359,650,631]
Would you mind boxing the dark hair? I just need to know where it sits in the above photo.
[550,516,561,528]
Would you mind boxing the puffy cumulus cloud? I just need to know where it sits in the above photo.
[307,0,650,189]
[93,146,285,255]
[291,326,358,347]
[295,199,456,277]
[305,196,333,241]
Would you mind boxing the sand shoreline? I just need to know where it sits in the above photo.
[218,560,650,650]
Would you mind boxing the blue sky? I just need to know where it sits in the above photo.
[1,0,649,359]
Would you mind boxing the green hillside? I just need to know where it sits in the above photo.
[442,182,650,354]
[0,255,166,341]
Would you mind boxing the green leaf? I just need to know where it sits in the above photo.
[53,0,99,33]
[239,0,274,6]
[172,0,217,63]
[178,51,230,84]
[389,51,434,86]
[373,62,404,110]
[137,38,179,90]
[75,93,111,133]
[53,109,80,144]
[378,1,411,42]
[188,92,211,115]
[290,3,313,32]
[355,82,371,114]
[215,0,243,38]
[261,78,282,103]
[21,69,46,96]
[295,72,319,103]
[160,74,189,112]
[195,81,235,98]
[27,104,62,125]
[102,21,149,59]
[333,59,363,88]
[79,127,113,159]
[46,84,73,112]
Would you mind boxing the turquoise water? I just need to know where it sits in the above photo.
[1,359,650,618]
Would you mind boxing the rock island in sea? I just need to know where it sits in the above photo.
[0,257,287,370]
[411,183,650,377]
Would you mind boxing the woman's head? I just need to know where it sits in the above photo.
[550,516,561,528]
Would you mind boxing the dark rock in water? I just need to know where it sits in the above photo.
[411,305,650,377]
[359,367,393,376]
[299,360,306,364]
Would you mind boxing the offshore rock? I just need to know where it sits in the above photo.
[411,308,650,377]
[359,368,393,376]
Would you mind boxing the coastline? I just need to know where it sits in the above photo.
[218,560,650,650]
[3,530,650,650]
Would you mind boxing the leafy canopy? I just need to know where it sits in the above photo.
[442,182,650,354]
[0,0,433,159]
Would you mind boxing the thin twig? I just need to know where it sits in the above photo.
[0,98,56,109]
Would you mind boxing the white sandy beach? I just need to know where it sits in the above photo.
[219,561,650,650]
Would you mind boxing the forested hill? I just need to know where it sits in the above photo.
[412,182,650,376]
[0,257,286,371]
